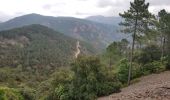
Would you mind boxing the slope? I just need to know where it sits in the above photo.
[99,71,170,100]
[86,15,122,26]
[0,24,94,71]
[0,14,123,50]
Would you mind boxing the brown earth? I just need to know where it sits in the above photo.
[98,71,170,100]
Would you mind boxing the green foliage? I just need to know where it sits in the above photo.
[119,0,152,36]
[70,56,120,100]
[142,61,166,74]
[48,56,121,100]
[134,45,161,65]
[156,9,170,69]
[0,24,95,89]
[48,69,73,100]
[117,59,129,83]
[18,87,35,100]
[0,24,77,69]
[167,60,170,69]
[0,87,24,100]
[117,59,143,84]
[103,39,129,67]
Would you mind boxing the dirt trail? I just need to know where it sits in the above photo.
[98,71,170,100]
[75,41,80,58]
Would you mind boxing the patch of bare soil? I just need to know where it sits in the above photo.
[98,71,170,100]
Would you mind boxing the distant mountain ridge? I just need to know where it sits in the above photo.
[86,15,122,26]
[0,14,124,50]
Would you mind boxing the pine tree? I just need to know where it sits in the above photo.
[163,13,170,68]
[119,0,152,85]
[158,9,167,59]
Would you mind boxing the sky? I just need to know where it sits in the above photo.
[0,0,170,22]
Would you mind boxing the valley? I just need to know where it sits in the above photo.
[0,0,170,100]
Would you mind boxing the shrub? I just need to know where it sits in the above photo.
[134,45,161,65]
[117,59,143,84]
[167,55,170,69]
[70,56,121,100]
[0,87,24,100]
[117,59,129,84]
[142,61,166,75]
[47,68,73,100]
[48,56,121,100]
[18,87,35,100]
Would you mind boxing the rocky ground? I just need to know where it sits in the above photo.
[98,71,170,100]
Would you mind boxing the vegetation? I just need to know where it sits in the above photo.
[0,24,95,100]
[119,0,153,85]
[47,56,121,100]
[0,13,120,51]
[0,0,170,100]
[0,87,24,100]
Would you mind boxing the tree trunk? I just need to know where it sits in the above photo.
[161,35,165,59]
[128,17,138,85]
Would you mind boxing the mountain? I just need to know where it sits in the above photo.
[0,14,124,50]
[86,15,122,26]
[0,24,94,71]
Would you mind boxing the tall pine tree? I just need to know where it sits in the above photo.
[158,9,167,59]
[163,13,170,68]
[119,0,152,85]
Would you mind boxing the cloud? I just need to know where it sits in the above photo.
[0,12,12,22]
[97,0,130,8]
[148,0,170,6]
[42,2,66,10]
[0,0,170,22]
[96,0,170,16]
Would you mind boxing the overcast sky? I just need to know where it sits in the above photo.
[0,0,170,22]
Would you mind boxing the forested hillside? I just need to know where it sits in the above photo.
[0,14,123,51]
[0,24,95,68]
[0,0,170,100]
[0,24,96,99]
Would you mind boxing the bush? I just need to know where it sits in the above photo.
[0,87,24,100]
[18,87,35,100]
[47,68,73,100]
[70,56,121,100]
[167,53,170,69]
[117,59,143,84]
[134,45,161,65]
[142,61,166,75]
[48,56,121,100]
[117,59,129,84]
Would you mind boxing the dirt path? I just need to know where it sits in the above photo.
[98,71,170,100]
[75,41,80,58]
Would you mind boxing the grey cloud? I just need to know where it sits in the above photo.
[97,0,114,8]
[97,0,170,8]
[97,0,170,17]
[43,4,52,10]
[0,12,12,22]
[77,0,88,1]
[42,2,66,10]
[102,6,126,16]
[147,0,170,6]
[15,12,25,15]
[97,0,130,8]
